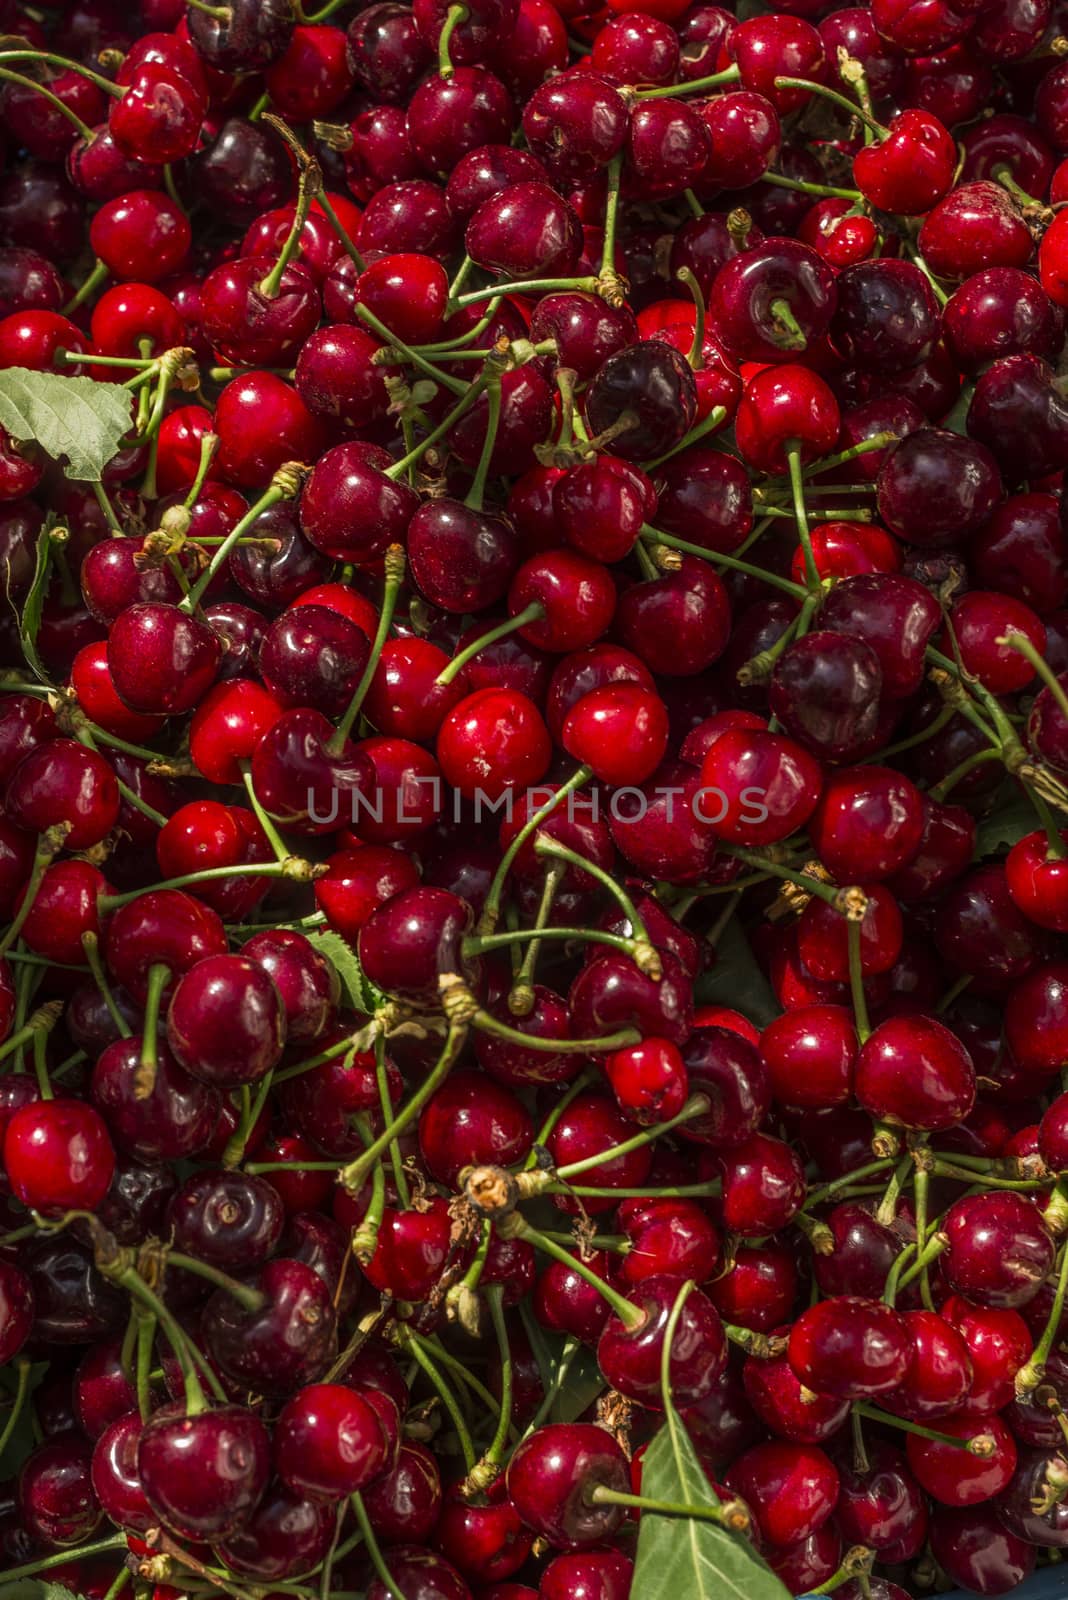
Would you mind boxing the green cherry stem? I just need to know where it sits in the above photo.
[0,1358,32,1458]
[181,464,305,614]
[786,443,821,590]
[762,170,864,201]
[316,191,366,272]
[99,859,319,913]
[352,1115,388,1264]
[851,1402,996,1456]
[163,1252,267,1311]
[329,545,406,752]
[0,823,71,956]
[435,602,544,688]
[507,861,563,1014]
[588,1485,750,1528]
[338,1022,469,1194]
[0,1536,127,1586]
[351,1493,405,1600]
[641,404,728,469]
[637,63,740,98]
[499,1215,645,1329]
[532,834,655,959]
[222,1069,275,1169]
[477,765,593,933]
[640,524,808,599]
[1000,629,1068,720]
[773,75,887,135]
[383,372,490,482]
[847,919,872,1044]
[436,3,469,76]
[240,762,296,867]
[1016,1240,1068,1396]
[375,1032,410,1208]
[463,1285,512,1492]
[134,962,171,1100]
[463,353,504,513]
[552,1094,711,1181]
[393,1332,477,1471]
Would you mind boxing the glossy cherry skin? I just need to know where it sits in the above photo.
[419,1068,532,1187]
[358,886,474,1003]
[137,1405,271,1541]
[273,1383,392,1501]
[521,74,628,181]
[167,1169,283,1278]
[570,951,694,1050]
[855,1013,976,1133]
[760,1005,857,1112]
[929,1503,1036,1597]
[907,1412,1018,1507]
[834,1438,927,1564]
[699,727,821,846]
[0,1258,33,1365]
[877,429,1002,547]
[104,889,226,1004]
[90,1409,156,1534]
[819,572,941,701]
[942,1193,1055,1309]
[361,1198,452,1303]
[769,631,883,762]
[17,1432,101,1548]
[5,737,120,851]
[408,500,519,615]
[108,601,220,715]
[883,1310,974,1423]
[167,954,286,1089]
[584,339,698,461]
[724,1441,839,1549]
[615,556,731,678]
[243,928,340,1044]
[789,1297,911,1401]
[808,765,924,882]
[506,1423,630,1550]
[202,1258,337,1397]
[4,1099,115,1216]
[718,1133,805,1236]
[361,1441,442,1546]
[743,1344,849,1444]
[710,239,836,363]
[598,1275,726,1410]
[90,1038,220,1164]
[545,1091,653,1216]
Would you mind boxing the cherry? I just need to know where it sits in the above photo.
[202,1257,337,1396]
[419,1068,533,1185]
[718,1132,805,1236]
[723,1440,839,1548]
[930,1502,1036,1596]
[877,428,1002,547]
[539,1548,633,1600]
[0,1259,33,1365]
[760,1005,856,1111]
[521,74,628,180]
[907,1411,1018,1507]
[168,1169,282,1279]
[769,631,883,762]
[853,109,958,215]
[834,1438,927,1564]
[243,929,340,1043]
[437,687,552,801]
[743,1344,849,1444]
[545,1091,654,1214]
[710,240,835,363]
[300,442,419,566]
[4,1099,115,1216]
[507,1423,630,1548]
[91,1037,220,1162]
[789,1296,911,1400]
[138,1405,271,1541]
[818,572,942,701]
[599,1275,726,1408]
[584,339,698,461]
[855,1013,976,1132]
[616,555,731,678]
[699,727,821,845]
[361,1197,452,1302]
[215,373,324,491]
[166,954,286,1090]
[90,1409,156,1534]
[942,1193,1054,1309]
[273,1383,393,1502]
[17,1432,101,1548]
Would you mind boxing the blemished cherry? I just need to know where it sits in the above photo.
[942,1192,1055,1308]
[723,1440,839,1548]
[506,1423,630,1548]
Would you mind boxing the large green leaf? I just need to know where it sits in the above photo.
[0,1585,81,1600]
[694,917,779,1029]
[633,1407,791,1600]
[0,368,132,481]
[304,926,388,1016]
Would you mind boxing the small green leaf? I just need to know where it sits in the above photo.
[549,1341,603,1424]
[694,917,779,1029]
[0,368,132,482]
[12,519,61,685]
[633,1411,791,1600]
[304,926,388,1016]
[975,784,1036,857]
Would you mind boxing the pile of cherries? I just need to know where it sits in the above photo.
[7,0,1068,1597]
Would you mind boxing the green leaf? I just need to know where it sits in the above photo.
[549,1340,603,1424]
[975,783,1036,857]
[0,1584,82,1600]
[304,926,388,1016]
[0,368,132,482]
[11,519,61,685]
[694,917,779,1029]
[633,1409,791,1600]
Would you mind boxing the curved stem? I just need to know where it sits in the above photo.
[329,547,406,751]
[640,524,808,599]
[222,1070,274,1169]
[532,834,653,953]
[638,62,740,98]
[0,825,69,956]
[339,1023,468,1194]
[0,1358,31,1457]
[375,1034,409,1209]
[181,479,294,614]
[164,1252,267,1311]
[384,373,489,481]
[477,766,592,933]
[773,75,887,135]
[463,364,502,512]
[507,1218,644,1329]
[397,1339,476,1472]
[436,602,543,687]
[436,3,469,76]
[555,1095,710,1181]
[1017,1241,1068,1395]
[786,443,820,590]
[0,66,92,137]
[351,1493,405,1600]
[0,48,123,96]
